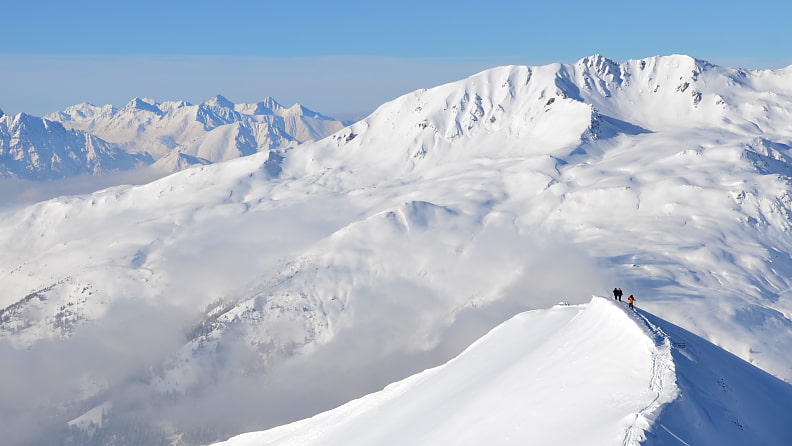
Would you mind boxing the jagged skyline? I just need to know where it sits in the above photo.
[1,55,791,444]
[2,0,790,119]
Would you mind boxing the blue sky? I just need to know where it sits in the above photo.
[1,0,790,119]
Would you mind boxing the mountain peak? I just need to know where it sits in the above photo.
[279,102,332,120]
[576,54,622,80]
[64,101,99,110]
[252,97,283,115]
[578,53,617,66]
[252,96,283,115]
[124,97,163,115]
[10,112,46,128]
[204,94,235,109]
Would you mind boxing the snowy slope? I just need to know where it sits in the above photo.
[1,55,791,445]
[641,309,792,445]
[212,297,792,446]
[266,54,792,379]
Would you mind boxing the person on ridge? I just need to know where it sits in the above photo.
[617,288,623,301]
[628,294,635,310]
[613,288,619,300]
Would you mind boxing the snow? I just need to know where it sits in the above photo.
[0,112,146,179]
[67,401,111,431]
[0,95,347,179]
[45,95,347,162]
[211,298,666,446]
[212,297,792,446]
[642,310,792,445]
[1,55,791,444]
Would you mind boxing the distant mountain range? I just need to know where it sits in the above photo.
[0,111,149,180]
[1,54,791,445]
[0,96,349,180]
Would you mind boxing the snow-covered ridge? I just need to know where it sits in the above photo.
[1,54,792,444]
[212,297,792,446]
[280,54,792,182]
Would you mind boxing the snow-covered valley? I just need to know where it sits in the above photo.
[1,54,791,445]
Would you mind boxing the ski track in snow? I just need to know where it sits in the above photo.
[658,424,693,446]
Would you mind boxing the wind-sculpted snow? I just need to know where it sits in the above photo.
[0,55,791,445]
[211,298,792,446]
